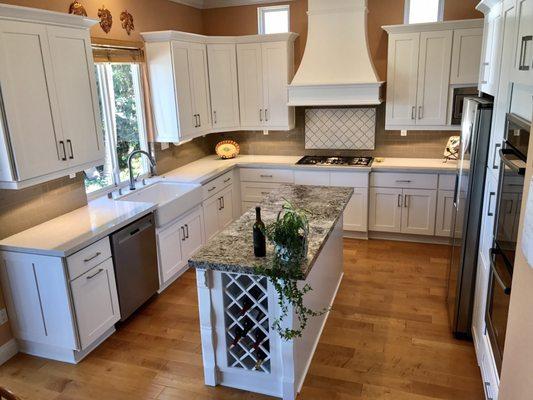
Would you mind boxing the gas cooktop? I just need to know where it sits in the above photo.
[296,156,373,167]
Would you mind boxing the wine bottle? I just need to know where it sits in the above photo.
[253,207,266,257]
[240,297,252,315]
[241,317,253,336]
[252,328,267,351]
[254,349,266,370]
[230,326,243,348]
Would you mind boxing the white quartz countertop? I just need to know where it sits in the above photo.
[0,155,456,257]
[162,155,457,184]
[0,196,157,257]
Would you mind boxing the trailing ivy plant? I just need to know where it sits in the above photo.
[256,200,327,340]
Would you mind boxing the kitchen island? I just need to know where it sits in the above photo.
[189,184,353,400]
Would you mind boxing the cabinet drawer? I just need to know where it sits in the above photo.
[330,171,369,188]
[67,237,111,281]
[370,172,438,189]
[294,170,330,186]
[438,174,456,190]
[240,168,294,183]
[241,182,282,202]
[202,171,233,200]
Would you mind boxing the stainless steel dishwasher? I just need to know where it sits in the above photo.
[110,213,159,321]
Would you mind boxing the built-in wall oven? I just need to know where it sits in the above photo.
[486,113,530,374]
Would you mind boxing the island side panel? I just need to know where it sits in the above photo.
[283,216,345,398]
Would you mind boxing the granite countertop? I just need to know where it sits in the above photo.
[0,196,157,257]
[162,155,457,184]
[189,184,353,279]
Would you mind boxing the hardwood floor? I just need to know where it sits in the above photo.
[0,239,484,399]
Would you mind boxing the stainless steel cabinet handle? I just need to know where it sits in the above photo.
[83,252,101,262]
[260,174,273,178]
[208,186,216,192]
[396,180,412,183]
[59,141,67,161]
[259,109,263,122]
[193,114,197,128]
[218,197,223,211]
[519,35,532,71]
[418,106,423,120]
[223,177,231,183]
[185,224,189,239]
[198,113,201,127]
[404,194,408,208]
[411,106,416,120]
[86,268,104,280]
[492,143,501,169]
[213,110,217,124]
[265,108,269,122]
[66,139,74,159]
[221,196,225,209]
[484,382,493,400]
[487,192,495,216]
[397,194,402,207]
[181,226,186,241]
[261,191,270,195]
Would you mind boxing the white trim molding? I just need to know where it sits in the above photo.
[0,3,97,28]
[288,83,384,106]
[169,0,293,9]
[0,339,18,365]
[141,31,298,44]
[382,18,483,34]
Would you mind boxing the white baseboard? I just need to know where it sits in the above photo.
[158,265,189,293]
[368,231,452,245]
[0,338,18,365]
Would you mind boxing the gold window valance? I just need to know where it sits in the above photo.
[91,38,145,63]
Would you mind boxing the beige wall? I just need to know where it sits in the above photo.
[498,113,533,400]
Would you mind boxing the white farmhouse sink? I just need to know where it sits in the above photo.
[117,181,202,227]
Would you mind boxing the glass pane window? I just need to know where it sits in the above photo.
[258,5,290,35]
[84,63,148,196]
[406,0,444,24]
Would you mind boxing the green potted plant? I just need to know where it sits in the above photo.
[256,200,326,341]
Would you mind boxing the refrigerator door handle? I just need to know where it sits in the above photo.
[453,174,459,207]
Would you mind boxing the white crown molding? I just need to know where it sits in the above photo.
[382,18,483,34]
[169,0,293,9]
[0,3,97,28]
[141,30,298,43]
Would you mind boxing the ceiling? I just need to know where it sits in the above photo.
[169,0,293,9]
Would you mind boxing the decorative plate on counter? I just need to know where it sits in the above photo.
[216,140,240,159]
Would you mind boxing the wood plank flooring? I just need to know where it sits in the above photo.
[0,239,484,399]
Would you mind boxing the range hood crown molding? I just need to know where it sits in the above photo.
[288,0,384,106]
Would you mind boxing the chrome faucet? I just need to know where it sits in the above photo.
[127,150,157,190]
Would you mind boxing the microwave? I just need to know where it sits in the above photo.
[451,87,479,125]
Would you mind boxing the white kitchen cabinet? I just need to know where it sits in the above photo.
[416,30,453,126]
[344,188,368,232]
[0,236,120,363]
[512,0,533,84]
[0,10,103,189]
[450,28,484,84]
[188,42,212,134]
[70,259,120,350]
[479,1,504,96]
[207,43,240,131]
[369,187,403,233]
[294,170,330,186]
[385,32,420,126]
[435,190,455,237]
[237,40,295,130]
[157,206,204,287]
[401,189,437,235]
[202,184,234,241]
[383,19,483,130]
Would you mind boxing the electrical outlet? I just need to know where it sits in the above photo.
[401,130,408,137]
[0,308,8,325]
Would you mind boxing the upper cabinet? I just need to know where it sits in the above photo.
[207,43,240,132]
[142,31,297,143]
[512,0,533,84]
[0,6,104,189]
[478,1,504,95]
[237,40,296,130]
[383,19,483,131]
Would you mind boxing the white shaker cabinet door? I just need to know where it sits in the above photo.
[343,188,368,232]
[171,41,196,141]
[512,0,533,84]
[218,186,234,230]
[180,207,204,261]
[450,28,484,84]
[157,219,185,284]
[203,195,221,242]
[70,259,120,350]
[207,43,240,130]
[188,42,212,134]
[0,20,65,180]
[479,3,503,96]
[435,190,455,237]
[385,33,420,127]
[261,41,289,128]
[369,187,403,233]
[237,43,263,128]
[401,189,437,236]
[416,30,453,126]
[47,26,104,166]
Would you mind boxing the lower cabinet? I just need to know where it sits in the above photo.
[343,188,368,232]
[369,187,437,235]
[203,185,234,242]
[435,190,455,237]
[157,206,204,287]
[0,236,120,362]
[70,259,120,350]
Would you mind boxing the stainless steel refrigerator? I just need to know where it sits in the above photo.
[447,97,493,339]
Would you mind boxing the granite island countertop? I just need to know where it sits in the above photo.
[189,184,353,278]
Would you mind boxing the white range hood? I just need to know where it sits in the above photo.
[288,0,384,106]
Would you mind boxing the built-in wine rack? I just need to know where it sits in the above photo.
[222,272,271,373]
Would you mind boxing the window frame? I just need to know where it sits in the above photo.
[404,0,445,24]
[257,4,290,35]
[85,62,150,201]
